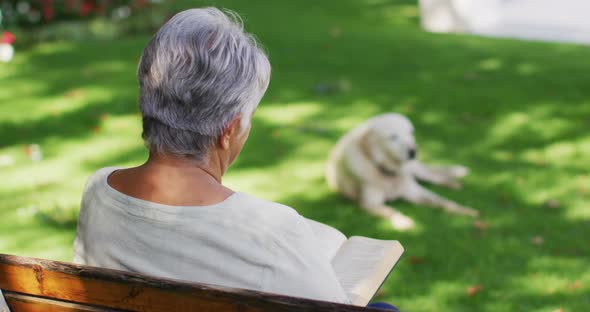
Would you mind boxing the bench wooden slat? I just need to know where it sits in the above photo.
[0,254,384,312]
[3,292,122,312]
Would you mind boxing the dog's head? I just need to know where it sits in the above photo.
[364,113,417,170]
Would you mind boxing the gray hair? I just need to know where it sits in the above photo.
[138,7,271,161]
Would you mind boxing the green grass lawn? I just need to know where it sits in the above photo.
[1,0,589,311]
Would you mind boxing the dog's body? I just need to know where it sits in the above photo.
[326,113,478,230]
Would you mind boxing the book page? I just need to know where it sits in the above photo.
[305,219,347,260]
[331,237,404,306]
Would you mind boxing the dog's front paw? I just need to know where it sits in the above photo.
[445,180,463,190]
[450,165,469,178]
[443,201,479,217]
[465,207,479,218]
[454,206,479,217]
[390,213,416,231]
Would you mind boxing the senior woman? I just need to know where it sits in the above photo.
[72,8,350,304]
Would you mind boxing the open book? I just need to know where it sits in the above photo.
[307,219,404,306]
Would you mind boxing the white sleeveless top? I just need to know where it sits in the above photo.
[73,167,349,303]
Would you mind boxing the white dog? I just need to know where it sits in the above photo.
[326,113,478,230]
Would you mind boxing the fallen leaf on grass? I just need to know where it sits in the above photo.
[466,285,483,296]
[567,280,582,291]
[408,256,424,265]
[401,105,414,114]
[544,199,560,209]
[374,290,386,298]
[474,220,489,231]
[329,26,342,38]
[531,236,544,246]
[64,88,85,99]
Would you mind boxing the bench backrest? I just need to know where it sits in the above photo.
[0,254,384,312]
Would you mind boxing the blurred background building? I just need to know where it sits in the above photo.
[420,0,590,45]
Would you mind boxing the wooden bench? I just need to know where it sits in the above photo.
[0,254,387,312]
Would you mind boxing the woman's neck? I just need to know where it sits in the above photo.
[145,152,223,183]
[107,151,234,207]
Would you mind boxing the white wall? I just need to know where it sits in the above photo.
[420,0,590,45]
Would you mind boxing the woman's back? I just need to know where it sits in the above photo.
[74,167,349,303]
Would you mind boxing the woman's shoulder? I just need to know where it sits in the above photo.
[81,167,122,198]
[231,192,311,241]
[229,192,309,231]
[231,192,300,219]
[86,167,120,185]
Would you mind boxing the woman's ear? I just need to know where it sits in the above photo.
[218,115,242,150]
[220,134,231,150]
